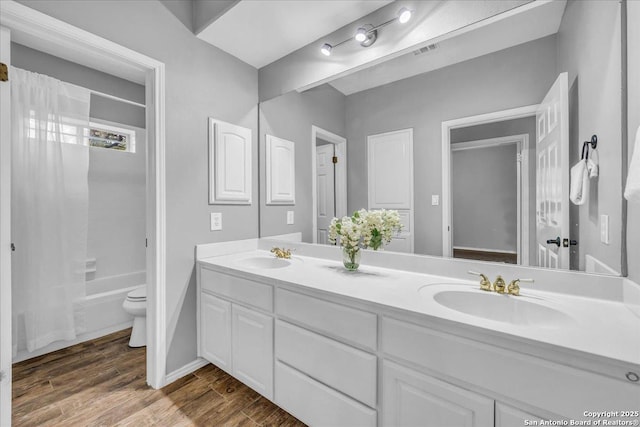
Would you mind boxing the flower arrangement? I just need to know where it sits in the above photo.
[329,209,403,270]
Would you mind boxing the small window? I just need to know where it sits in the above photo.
[87,122,136,153]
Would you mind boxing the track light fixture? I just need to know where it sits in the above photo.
[320,7,413,57]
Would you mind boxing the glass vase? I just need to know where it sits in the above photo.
[342,247,361,271]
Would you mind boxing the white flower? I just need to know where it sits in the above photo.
[329,209,402,251]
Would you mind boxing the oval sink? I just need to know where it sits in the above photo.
[236,256,291,269]
[426,287,570,326]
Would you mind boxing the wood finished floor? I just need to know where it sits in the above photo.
[12,328,306,427]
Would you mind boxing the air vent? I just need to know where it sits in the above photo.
[413,43,439,55]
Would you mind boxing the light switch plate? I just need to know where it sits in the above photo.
[431,195,440,206]
[287,210,294,225]
[600,214,609,244]
[211,212,222,231]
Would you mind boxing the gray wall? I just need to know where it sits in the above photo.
[452,144,517,253]
[11,43,145,128]
[16,0,260,373]
[556,0,622,273]
[259,85,345,241]
[11,43,147,281]
[627,0,640,283]
[450,117,536,261]
[345,35,558,256]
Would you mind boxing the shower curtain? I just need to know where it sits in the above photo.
[11,67,91,355]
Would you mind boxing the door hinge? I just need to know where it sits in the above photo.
[145,238,148,248]
[10,243,15,252]
[0,63,8,82]
[332,156,338,164]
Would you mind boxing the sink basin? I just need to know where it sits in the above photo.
[236,256,291,269]
[422,286,569,326]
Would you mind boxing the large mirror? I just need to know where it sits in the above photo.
[259,0,627,275]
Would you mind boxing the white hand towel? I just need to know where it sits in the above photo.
[587,148,599,178]
[570,158,589,205]
[625,126,640,202]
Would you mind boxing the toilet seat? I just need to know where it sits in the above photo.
[126,286,146,301]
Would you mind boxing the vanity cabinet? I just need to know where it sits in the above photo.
[382,361,494,426]
[198,267,274,399]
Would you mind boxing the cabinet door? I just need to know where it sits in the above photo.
[201,293,232,372]
[232,305,273,399]
[495,402,563,426]
[383,361,494,427]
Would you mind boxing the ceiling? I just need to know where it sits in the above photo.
[328,0,567,95]
[196,0,393,69]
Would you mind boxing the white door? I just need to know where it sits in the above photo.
[0,26,12,427]
[536,73,569,269]
[316,144,335,244]
[367,129,414,252]
[231,305,273,399]
[200,293,232,372]
[382,361,494,426]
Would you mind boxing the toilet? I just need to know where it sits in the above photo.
[122,285,146,347]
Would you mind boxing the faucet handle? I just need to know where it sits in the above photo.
[468,271,492,291]
[507,278,534,296]
[493,275,506,294]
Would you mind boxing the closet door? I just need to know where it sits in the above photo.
[367,128,414,252]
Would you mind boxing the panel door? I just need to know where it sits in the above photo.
[535,72,569,269]
[367,129,414,252]
[0,25,12,427]
[382,361,494,427]
[316,143,335,244]
[232,304,273,399]
[200,293,232,372]
[266,134,295,204]
[209,118,252,204]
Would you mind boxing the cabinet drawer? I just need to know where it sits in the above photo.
[275,361,377,427]
[382,317,640,420]
[275,288,377,350]
[276,320,376,407]
[200,267,273,312]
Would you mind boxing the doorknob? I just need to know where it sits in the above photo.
[546,237,561,247]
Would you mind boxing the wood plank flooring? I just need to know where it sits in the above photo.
[453,248,517,264]
[12,328,305,427]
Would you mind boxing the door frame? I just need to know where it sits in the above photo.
[441,105,537,260]
[311,125,347,243]
[450,134,530,265]
[0,0,168,394]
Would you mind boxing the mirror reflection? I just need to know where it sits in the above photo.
[259,0,625,275]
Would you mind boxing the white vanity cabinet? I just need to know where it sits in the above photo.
[198,266,274,400]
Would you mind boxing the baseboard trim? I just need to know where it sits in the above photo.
[165,357,209,385]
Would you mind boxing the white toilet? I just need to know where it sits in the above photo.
[122,285,146,347]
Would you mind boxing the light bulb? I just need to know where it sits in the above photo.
[354,27,368,42]
[321,43,332,56]
[398,7,412,24]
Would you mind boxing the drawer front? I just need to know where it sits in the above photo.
[276,320,377,407]
[382,317,640,420]
[275,362,377,427]
[200,267,273,312]
[275,288,377,350]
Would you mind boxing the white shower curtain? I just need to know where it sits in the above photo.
[11,67,91,355]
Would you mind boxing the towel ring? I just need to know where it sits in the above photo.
[581,134,598,160]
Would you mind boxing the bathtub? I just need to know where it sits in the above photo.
[13,270,145,363]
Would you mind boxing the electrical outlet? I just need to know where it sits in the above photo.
[287,211,294,225]
[210,212,222,231]
[600,214,609,244]
[431,195,440,206]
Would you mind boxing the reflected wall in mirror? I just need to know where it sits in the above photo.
[259,0,625,275]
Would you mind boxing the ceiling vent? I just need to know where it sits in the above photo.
[413,43,439,55]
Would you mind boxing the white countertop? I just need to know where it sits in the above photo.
[198,249,640,371]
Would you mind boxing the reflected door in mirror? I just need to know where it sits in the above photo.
[316,144,336,244]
